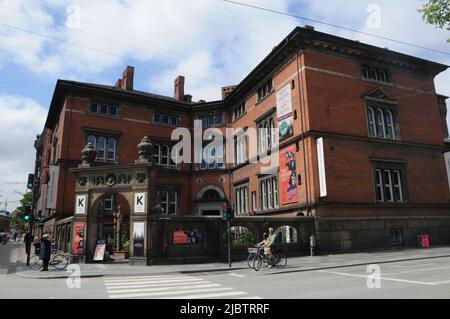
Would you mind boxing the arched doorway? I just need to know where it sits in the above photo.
[87,192,131,261]
[195,185,227,216]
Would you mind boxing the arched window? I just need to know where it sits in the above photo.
[202,189,221,201]
[97,137,106,160]
[376,108,385,138]
[161,145,169,165]
[367,107,376,137]
[384,110,395,139]
[153,144,160,164]
[107,138,116,161]
[87,135,96,148]
[270,118,276,148]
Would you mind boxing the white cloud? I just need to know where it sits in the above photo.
[0,94,47,210]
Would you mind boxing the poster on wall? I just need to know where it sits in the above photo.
[276,84,294,142]
[279,145,298,205]
[445,151,450,190]
[316,137,327,197]
[134,192,146,213]
[75,194,87,214]
[133,222,145,257]
[93,240,106,261]
[73,222,85,256]
[46,165,59,209]
[172,228,202,245]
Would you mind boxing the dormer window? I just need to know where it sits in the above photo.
[362,65,391,83]
[89,102,119,117]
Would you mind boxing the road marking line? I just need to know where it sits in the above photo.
[389,263,435,269]
[109,287,233,299]
[162,291,248,299]
[319,270,434,286]
[106,280,211,289]
[104,275,193,282]
[238,296,263,299]
[229,273,246,278]
[105,278,203,286]
[108,283,222,294]
[386,265,450,275]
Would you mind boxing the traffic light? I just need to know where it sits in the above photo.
[223,207,235,221]
[23,205,31,222]
[27,173,34,189]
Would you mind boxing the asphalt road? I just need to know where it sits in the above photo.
[1,241,450,299]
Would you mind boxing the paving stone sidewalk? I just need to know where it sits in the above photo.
[12,243,450,279]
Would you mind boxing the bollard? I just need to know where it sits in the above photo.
[310,235,317,256]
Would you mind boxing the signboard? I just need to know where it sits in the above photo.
[46,165,59,209]
[73,222,85,256]
[173,230,189,245]
[316,137,327,197]
[93,240,106,261]
[445,152,450,190]
[133,222,145,257]
[134,192,146,213]
[276,84,294,142]
[279,145,298,205]
[75,194,87,214]
[172,228,202,245]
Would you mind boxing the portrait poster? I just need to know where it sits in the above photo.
[73,222,85,256]
[133,222,145,257]
[93,240,106,261]
[276,84,294,142]
[279,145,298,205]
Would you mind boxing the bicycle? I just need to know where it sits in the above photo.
[252,245,287,271]
[246,246,259,268]
[29,248,70,271]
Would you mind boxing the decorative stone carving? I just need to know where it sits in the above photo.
[80,143,97,167]
[78,177,87,187]
[106,174,117,187]
[136,136,154,163]
[91,174,132,187]
[136,173,146,184]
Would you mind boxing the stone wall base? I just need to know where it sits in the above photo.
[316,216,450,253]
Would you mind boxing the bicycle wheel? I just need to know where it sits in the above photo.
[247,253,256,268]
[29,255,42,271]
[52,253,69,270]
[274,253,287,268]
[252,254,263,271]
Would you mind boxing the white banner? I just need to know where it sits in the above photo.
[46,165,59,209]
[276,84,294,142]
[445,152,450,190]
[134,192,146,213]
[316,137,327,197]
[75,194,87,214]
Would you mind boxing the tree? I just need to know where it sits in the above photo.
[419,0,450,42]
[10,191,33,231]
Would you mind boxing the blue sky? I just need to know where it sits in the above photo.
[0,0,449,209]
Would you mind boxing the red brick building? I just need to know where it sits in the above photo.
[32,26,450,259]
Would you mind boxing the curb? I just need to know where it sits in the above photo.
[13,252,450,279]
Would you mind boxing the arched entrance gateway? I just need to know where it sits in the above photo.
[70,137,157,265]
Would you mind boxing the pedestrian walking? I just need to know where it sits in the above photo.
[39,234,52,271]
[13,232,17,242]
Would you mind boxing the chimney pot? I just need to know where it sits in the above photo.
[174,76,185,101]
[115,66,134,90]
[184,94,192,103]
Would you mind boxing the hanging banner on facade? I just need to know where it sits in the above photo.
[46,165,59,209]
[134,192,146,213]
[73,222,85,256]
[276,84,294,142]
[133,222,145,257]
[279,145,298,205]
[316,137,327,197]
[445,151,450,190]
[75,194,87,214]
[93,240,106,261]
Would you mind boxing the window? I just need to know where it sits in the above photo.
[199,113,224,127]
[391,229,403,245]
[89,102,119,117]
[362,65,391,83]
[153,143,179,168]
[233,103,246,121]
[374,168,404,203]
[97,137,106,161]
[87,135,117,162]
[107,138,116,161]
[235,131,247,165]
[154,112,178,126]
[235,185,248,215]
[252,191,257,212]
[259,175,279,211]
[199,143,224,170]
[257,79,273,101]
[103,194,114,211]
[258,115,277,153]
[367,106,396,140]
[157,190,178,215]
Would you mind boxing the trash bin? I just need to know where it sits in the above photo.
[421,234,429,248]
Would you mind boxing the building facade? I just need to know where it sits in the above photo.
[32,27,450,263]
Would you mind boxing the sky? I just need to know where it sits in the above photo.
[0,0,449,211]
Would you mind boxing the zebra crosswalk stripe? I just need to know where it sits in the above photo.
[103,274,260,299]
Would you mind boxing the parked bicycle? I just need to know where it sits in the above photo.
[29,248,70,271]
[251,244,287,271]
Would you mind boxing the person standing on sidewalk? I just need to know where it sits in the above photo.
[39,234,52,271]
[24,231,32,255]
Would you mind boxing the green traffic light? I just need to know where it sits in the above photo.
[24,215,30,221]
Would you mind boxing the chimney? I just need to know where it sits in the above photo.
[221,85,236,100]
[174,76,185,101]
[115,66,134,91]
[184,94,192,103]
